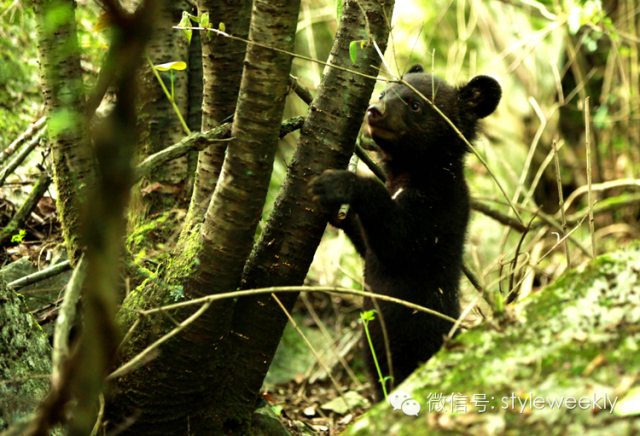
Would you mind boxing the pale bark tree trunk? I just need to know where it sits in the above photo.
[33,0,96,266]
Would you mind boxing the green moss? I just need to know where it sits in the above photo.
[343,243,640,436]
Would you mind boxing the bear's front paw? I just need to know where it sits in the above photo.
[309,170,356,205]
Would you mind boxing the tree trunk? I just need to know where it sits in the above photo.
[222,0,395,417]
[127,0,190,253]
[33,0,96,266]
[181,0,252,231]
[107,1,301,433]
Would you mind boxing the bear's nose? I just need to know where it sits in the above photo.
[367,105,383,123]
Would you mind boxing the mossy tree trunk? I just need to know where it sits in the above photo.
[127,0,190,253]
[181,0,252,232]
[33,0,96,266]
[107,1,301,433]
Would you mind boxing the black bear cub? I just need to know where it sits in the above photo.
[310,65,501,400]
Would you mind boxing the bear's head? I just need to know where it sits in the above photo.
[367,65,501,165]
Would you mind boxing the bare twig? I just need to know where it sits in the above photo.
[0,117,45,165]
[552,139,571,269]
[272,294,354,415]
[0,128,45,187]
[106,301,212,380]
[8,260,72,289]
[584,97,596,258]
[138,286,458,324]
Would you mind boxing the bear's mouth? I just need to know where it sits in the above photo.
[367,125,397,141]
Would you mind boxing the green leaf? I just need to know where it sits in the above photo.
[336,0,343,22]
[200,12,209,29]
[178,12,192,44]
[219,22,226,33]
[360,310,377,322]
[349,40,358,64]
[155,61,187,71]
[11,230,26,244]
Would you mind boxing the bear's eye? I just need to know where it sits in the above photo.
[379,91,386,100]
[410,102,421,112]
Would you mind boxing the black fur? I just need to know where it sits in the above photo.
[310,66,501,400]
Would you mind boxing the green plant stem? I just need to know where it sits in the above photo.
[145,53,191,136]
[362,314,388,400]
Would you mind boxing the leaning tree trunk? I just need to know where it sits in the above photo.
[126,0,190,253]
[106,1,301,434]
[33,0,96,266]
[220,0,395,419]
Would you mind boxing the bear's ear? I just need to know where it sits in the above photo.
[406,64,424,74]
[459,75,502,119]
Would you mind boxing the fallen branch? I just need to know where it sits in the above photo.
[0,127,46,187]
[8,260,72,289]
[0,173,52,246]
[0,117,46,166]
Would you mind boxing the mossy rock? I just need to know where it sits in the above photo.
[344,244,640,435]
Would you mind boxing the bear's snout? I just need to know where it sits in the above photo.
[367,105,383,123]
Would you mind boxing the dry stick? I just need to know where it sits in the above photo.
[51,256,86,389]
[8,260,72,289]
[299,294,364,390]
[271,293,354,415]
[563,178,640,212]
[584,97,596,258]
[506,212,537,304]
[475,197,591,257]
[0,173,51,245]
[106,301,212,380]
[355,144,386,182]
[551,139,571,269]
[565,192,640,226]
[138,286,458,323]
[0,116,46,165]
[89,394,105,436]
[469,200,527,233]
[0,128,45,187]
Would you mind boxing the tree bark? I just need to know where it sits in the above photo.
[33,0,96,266]
[181,0,252,230]
[127,0,190,252]
[222,0,395,414]
[107,1,301,433]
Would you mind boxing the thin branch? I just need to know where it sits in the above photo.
[0,117,46,166]
[0,128,46,187]
[107,301,212,380]
[8,260,72,289]
[272,294,354,415]
[552,139,571,269]
[174,26,386,83]
[584,97,596,258]
[0,173,51,245]
[138,286,458,324]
